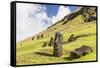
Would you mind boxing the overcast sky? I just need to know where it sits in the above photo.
[16,3,78,42]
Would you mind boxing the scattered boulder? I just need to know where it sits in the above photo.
[68,34,76,42]
[70,45,93,58]
[53,32,63,57]
[85,7,96,16]
[62,7,96,25]
[48,37,54,46]
[75,45,93,55]
[70,51,83,58]
[68,13,76,20]
[42,42,48,47]
[62,13,77,25]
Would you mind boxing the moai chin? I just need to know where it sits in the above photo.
[53,32,63,57]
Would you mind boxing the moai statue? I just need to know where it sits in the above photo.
[41,34,43,38]
[53,32,63,57]
[32,37,34,40]
[68,34,76,42]
[37,36,40,39]
[48,37,54,46]
[42,42,47,47]
[20,43,22,46]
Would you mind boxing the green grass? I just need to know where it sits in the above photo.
[16,15,97,65]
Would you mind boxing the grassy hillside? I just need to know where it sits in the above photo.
[16,8,97,65]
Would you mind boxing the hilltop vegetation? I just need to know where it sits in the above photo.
[16,7,97,65]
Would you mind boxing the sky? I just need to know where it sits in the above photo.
[16,3,79,42]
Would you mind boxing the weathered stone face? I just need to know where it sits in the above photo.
[67,13,76,20]
[82,7,96,22]
[53,32,63,57]
[86,7,96,16]
[62,13,77,25]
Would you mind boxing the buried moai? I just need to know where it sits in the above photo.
[42,42,48,47]
[32,37,34,40]
[20,43,22,46]
[70,45,93,58]
[84,16,96,22]
[53,32,63,57]
[68,34,76,42]
[48,37,54,46]
[41,34,44,38]
[37,36,40,39]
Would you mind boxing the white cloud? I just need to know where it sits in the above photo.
[16,3,71,42]
[51,6,71,24]
[16,3,50,42]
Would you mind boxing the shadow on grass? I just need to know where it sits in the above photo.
[63,57,77,61]
[34,52,53,57]
[62,40,76,45]
[62,33,96,45]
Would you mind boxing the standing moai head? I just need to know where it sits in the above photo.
[55,32,63,44]
[48,37,54,46]
[53,32,63,57]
